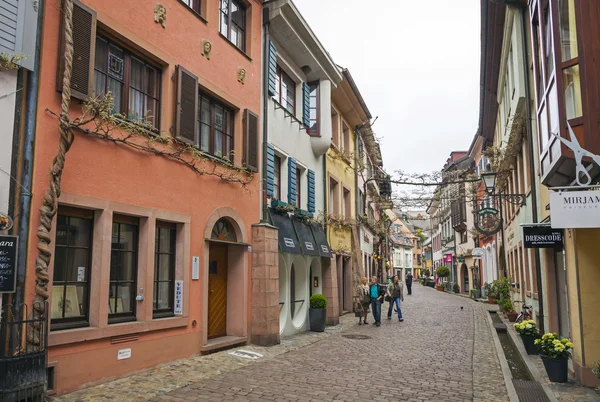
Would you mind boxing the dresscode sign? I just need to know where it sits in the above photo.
[0,235,18,293]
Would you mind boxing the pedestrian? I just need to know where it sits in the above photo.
[406,272,413,295]
[387,275,404,321]
[355,277,370,325]
[369,276,383,326]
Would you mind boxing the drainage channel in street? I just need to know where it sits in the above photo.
[489,310,550,402]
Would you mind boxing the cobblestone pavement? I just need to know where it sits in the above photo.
[54,285,513,402]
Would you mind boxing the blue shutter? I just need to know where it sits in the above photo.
[302,83,310,127]
[267,41,277,97]
[266,143,275,197]
[288,157,297,206]
[307,169,316,213]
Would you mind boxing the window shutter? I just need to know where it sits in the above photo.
[175,65,198,145]
[56,0,97,100]
[243,109,259,171]
[266,143,275,197]
[288,157,297,206]
[302,83,310,127]
[267,40,277,96]
[307,169,315,213]
[0,0,38,71]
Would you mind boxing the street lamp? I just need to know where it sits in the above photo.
[481,170,497,195]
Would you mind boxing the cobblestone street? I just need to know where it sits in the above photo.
[56,285,513,402]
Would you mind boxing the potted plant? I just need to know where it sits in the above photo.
[514,320,540,355]
[592,361,599,387]
[309,294,328,332]
[471,268,481,299]
[485,281,496,304]
[505,301,518,322]
[453,283,460,293]
[535,333,573,382]
[436,266,450,291]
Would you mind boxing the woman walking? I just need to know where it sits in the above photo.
[355,277,370,325]
[387,275,404,321]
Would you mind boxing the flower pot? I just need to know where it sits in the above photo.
[309,308,326,332]
[507,312,518,322]
[541,355,568,383]
[436,285,444,291]
[487,296,496,304]
[520,334,539,355]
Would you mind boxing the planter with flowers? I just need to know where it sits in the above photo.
[514,320,539,355]
[535,333,573,382]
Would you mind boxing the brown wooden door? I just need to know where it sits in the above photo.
[208,244,227,339]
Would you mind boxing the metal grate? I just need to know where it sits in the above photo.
[110,333,139,344]
[512,379,551,402]
[342,334,372,340]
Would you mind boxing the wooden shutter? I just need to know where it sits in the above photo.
[175,65,198,144]
[266,143,275,197]
[302,83,310,127]
[307,169,315,213]
[287,157,297,206]
[267,40,277,96]
[56,0,97,100]
[243,109,259,171]
[0,0,38,71]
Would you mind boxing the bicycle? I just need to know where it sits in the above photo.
[515,301,532,322]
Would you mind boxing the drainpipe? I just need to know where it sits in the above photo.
[520,7,545,331]
[260,6,270,223]
[12,0,44,318]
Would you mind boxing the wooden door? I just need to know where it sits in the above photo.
[208,244,227,339]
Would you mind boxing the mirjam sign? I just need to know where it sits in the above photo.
[550,190,600,229]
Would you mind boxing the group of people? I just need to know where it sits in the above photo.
[355,273,413,327]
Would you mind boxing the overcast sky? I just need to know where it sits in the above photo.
[295,0,481,178]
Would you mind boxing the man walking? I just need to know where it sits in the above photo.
[369,276,383,327]
[406,272,413,295]
[387,275,404,321]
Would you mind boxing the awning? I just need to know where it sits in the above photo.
[309,224,332,258]
[269,209,302,254]
[291,218,320,257]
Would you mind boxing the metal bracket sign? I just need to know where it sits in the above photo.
[0,235,18,293]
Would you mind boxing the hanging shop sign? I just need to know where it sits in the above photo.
[471,248,484,259]
[0,213,14,231]
[443,254,453,263]
[458,257,466,263]
[0,235,18,293]
[474,207,502,235]
[523,226,563,249]
[549,190,600,229]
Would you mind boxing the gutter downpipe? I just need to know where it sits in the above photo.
[14,0,44,321]
[260,6,270,223]
[520,6,545,331]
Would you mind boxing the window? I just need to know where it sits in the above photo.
[307,82,319,135]
[94,36,161,129]
[559,0,582,120]
[219,0,246,52]
[329,177,339,216]
[331,108,339,147]
[296,167,302,209]
[109,216,139,323]
[343,187,351,218]
[342,123,350,157]
[273,155,281,199]
[51,207,94,330]
[274,67,295,114]
[460,231,468,244]
[154,222,176,318]
[182,0,201,15]
[198,93,234,160]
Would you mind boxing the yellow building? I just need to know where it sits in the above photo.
[327,67,370,315]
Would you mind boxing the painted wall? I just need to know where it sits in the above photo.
[31,0,261,394]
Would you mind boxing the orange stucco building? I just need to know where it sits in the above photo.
[27,0,262,394]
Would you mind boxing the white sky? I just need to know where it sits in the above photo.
[294,0,481,177]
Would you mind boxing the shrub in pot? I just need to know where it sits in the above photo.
[535,333,573,382]
[309,294,328,332]
[514,320,539,355]
[436,267,450,291]
[453,283,460,293]
[499,299,518,322]
[592,361,599,386]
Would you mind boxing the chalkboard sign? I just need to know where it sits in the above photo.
[0,235,18,293]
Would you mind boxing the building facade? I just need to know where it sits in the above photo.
[26,0,263,394]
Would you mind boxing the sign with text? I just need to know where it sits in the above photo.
[0,235,18,293]
[550,190,600,228]
[471,248,484,259]
[443,254,453,263]
[523,226,563,249]
[174,280,183,315]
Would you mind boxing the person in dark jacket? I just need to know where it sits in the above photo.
[405,272,413,295]
[369,276,383,326]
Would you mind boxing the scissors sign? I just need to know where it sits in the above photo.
[552,122,600,186]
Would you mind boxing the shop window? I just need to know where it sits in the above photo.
[109,216,139,323]
[51,207,94,331]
